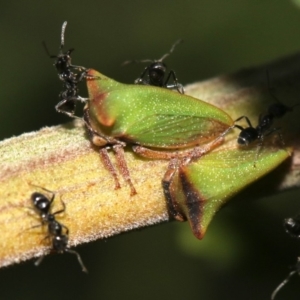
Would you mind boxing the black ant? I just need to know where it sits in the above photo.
[122,39,184,93]
[44,21,88,118]
[28,188,88,273]
[227,113,283,148]
[220,81,298,150]
[271,215,300,299]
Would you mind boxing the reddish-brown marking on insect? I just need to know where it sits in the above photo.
[179,167,206,239]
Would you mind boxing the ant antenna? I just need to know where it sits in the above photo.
[29,183,55,194]
[266,69,281,103]
[60,21,67,51]
[271,268,298,300]
[266,69,300,116]
[42,21,68,59]
[122,58,152,66]
[122,39,183,66]
[159,39,183,62]
[42,41,51,57]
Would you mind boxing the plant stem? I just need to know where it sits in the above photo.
[1,52,300,268]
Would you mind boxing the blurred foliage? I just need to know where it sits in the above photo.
[1,1,300,299]
[291,0,300,9]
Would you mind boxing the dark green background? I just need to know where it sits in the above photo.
[1,1,300,299]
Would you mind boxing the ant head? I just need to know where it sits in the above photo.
[284,216,300,238]
[43,21,75,74]
[148,62,167,85]
[31,192,51,214]
[237,127,258,146]
[53,49,74,75]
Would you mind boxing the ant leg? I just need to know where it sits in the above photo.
[255,127,282,166]
[134,66,149,85]
[52,199,66,217]
[265,127,283,145]
[39,234,51,245]
[9,201,35,214]
[75,95,89,103]
[34,255,46,267]
[17,222,44,237]
[48,192,55,206]
[176,83,184,94]
[253,135,265,167]
[60,223,69,236]
[234,115,253,128]
[69,64,88,74]
[66,249,88,273]
[214,123,244,143]
[164,70,184,94]
[28,223,44,231]
[271,270,297,300]
[55,99,81,119]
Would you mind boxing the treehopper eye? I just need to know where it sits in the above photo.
[84,69,234,195]
[163,145,290,239]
